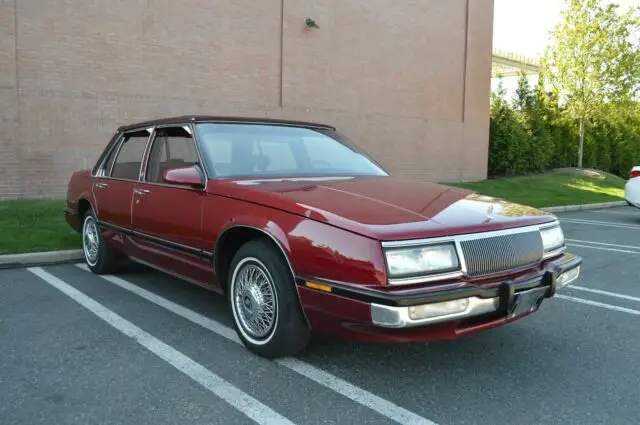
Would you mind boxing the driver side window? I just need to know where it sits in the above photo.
[145,126,198,183]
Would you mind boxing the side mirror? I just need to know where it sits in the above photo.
[162,165,205,188]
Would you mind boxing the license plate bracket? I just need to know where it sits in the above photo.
[509,287,547,318]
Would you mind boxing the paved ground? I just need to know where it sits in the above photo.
[2,206,640,425]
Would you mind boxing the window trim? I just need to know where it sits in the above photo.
[93,123,209,189]
[93,132,123,178]
[109,127,154,181]
[142,129,167,183]
[92,131,120,176]
[94,126,154,182]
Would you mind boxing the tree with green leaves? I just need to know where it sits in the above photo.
[542,0,640,168]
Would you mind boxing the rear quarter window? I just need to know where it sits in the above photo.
[110,129,152,180]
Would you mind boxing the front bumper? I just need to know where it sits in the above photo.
[370,253,582,328]
[297,252,582,335]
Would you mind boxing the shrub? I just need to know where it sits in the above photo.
[488,75,640,178]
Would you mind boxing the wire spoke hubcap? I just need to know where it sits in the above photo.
[233,263,276,339]
[83,218,99,264]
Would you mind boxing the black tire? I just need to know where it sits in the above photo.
[82,208,120,274]
[228,239,310,358]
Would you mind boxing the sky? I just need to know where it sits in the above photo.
[493,0,639,60]
[491,0,639,94]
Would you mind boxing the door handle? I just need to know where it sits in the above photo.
[95,182,109,189]
[134,188,151,195]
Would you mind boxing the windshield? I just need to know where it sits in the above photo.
[194,123,388,179]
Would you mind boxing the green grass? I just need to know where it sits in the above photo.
[449,170,627,208]
[0,200,81,255]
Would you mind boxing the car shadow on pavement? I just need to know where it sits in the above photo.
[296,322,599,414]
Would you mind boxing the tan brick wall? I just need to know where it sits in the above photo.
[1,0,494,199]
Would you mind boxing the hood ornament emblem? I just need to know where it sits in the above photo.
[485,205,494,221]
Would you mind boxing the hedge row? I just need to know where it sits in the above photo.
[488,76,640,178]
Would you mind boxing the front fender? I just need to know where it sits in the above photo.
[204,196,387,287]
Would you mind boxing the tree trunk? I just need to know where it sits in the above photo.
[578,118,584,168]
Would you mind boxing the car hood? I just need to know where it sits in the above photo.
[210,176,556,241]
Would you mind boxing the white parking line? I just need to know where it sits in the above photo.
[75,264,438,425]
[565,239,640,250]
[560,218,640,230]
[27,267,296,425]
[569,285,640,303]
[566,243,640,255]
[556,294,640,316]
[566,242,640,254]
[587,209,639,216]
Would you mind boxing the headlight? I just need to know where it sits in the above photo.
[541,224,565,252]
[384,243,460,279]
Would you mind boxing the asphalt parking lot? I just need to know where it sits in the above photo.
[2,206,640,425]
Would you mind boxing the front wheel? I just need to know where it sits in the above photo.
[228,239,310,358]
[82,208,120,274]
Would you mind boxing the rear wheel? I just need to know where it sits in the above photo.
[228,239,310,358]
[82,208,120,274]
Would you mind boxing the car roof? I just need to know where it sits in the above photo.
[116,115,336,132]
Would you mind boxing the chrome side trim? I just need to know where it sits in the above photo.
[97,219,213,260]
[371,296,500,328]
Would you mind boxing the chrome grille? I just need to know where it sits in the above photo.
[460,231,543,277]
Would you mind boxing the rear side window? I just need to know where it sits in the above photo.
[110,129,151,180]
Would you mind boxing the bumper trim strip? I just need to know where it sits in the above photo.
[371,297,500,328]
[296,253,582,308]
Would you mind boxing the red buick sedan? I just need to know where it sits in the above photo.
[65,116,582,358]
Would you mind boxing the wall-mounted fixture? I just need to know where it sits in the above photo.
[305,17,320,30]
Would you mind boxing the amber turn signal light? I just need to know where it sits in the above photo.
[305,281,333,292]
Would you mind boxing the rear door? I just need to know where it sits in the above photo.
[129,125,213,286]
[92,128,152,249]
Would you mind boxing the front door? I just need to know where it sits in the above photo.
[129,125,213,286]
[93,128,152,249]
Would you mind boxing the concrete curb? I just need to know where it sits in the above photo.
[0,249,83,269]
[541,201,629,213]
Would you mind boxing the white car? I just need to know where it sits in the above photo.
[625,166,640,208]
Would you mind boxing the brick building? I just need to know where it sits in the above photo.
[0,0,494,199]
